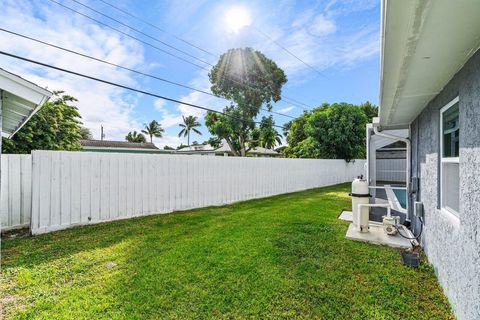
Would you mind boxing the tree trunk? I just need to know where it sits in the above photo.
[225,138,238,156]
[239,136,246,157]
[187,131,190,146]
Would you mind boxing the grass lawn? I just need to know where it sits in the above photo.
[1,184,453,319]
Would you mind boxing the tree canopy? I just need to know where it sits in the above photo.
[205,47,287,156]
[284,102,376,161]
[79,126,93,140]
[254,116,282,149]
[178,115,202,146]
[142,120,164,143]
[125,131,146,143]
[2,91,83,154]
[360,101,379,122]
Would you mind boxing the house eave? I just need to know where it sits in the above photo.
[379,0,480,127]
[0,69,52,138]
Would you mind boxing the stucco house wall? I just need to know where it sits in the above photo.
[410,49,480,319]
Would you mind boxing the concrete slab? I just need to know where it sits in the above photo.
[338,210,353,221]
[345,223,412,249]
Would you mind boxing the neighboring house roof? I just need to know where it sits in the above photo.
[177,144,215,152]
[79,140,173,153]
[0,68,52,138]
[213,143,232,153]
[211,142,279,155]
[174,142,279,156]
[248,147,279,156]
[379,0,480,128]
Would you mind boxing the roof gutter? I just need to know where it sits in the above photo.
[378,0,387,118]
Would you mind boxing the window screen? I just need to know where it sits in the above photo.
[440,99,460,216]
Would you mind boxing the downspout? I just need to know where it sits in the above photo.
[366,124,371,183]
[372,122,411,221]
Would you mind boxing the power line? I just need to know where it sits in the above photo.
[47,0,209,70]
[96,0,218,59]
[49,0,313,111]
[254,27,328,79]
[69,0,212,67]
[0,51,289,130]
[0,28,295,120]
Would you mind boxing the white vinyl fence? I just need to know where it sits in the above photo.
[1,154,32,231]
[376,159,406,183]
[3,151,364,234]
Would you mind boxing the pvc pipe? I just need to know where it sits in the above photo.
[368,186,407,190]
[358,203,392,218]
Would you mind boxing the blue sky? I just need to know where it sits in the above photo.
[0,0,380,147]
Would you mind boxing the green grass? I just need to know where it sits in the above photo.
[1,184,453,319]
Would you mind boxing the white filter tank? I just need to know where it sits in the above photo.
[351,177,370,233]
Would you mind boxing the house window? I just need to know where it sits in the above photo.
[440,97,460,216]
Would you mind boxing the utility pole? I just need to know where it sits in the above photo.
[100,125,105,141]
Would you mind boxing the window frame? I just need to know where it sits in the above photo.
[439,96,460,217]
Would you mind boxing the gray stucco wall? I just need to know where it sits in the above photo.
[410,49,480,320]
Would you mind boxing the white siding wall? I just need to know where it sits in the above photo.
[1,154,32,230]
[376,159,406,182]
[30,151,365,235]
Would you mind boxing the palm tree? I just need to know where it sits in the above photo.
[261,131,282,149]
[125,131,146,143]
[258,116,282,149]
[178,115,202,146]
[141,120,164,143]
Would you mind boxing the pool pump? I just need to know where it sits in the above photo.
[382,216,400,235]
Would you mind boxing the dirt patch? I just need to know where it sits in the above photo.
[1,228,30,240]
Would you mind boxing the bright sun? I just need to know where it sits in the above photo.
[225,6,251,33]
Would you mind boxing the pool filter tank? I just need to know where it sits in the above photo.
[351,177,370,233]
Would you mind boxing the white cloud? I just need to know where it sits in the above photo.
[255,15,378,81]
[324,0,378,17]
[153,134,182,148]
[308,15,336,36]
[176,70,226,119]
[277,106,295,114]
[153,99,183,129]
[154,99,166,112]
[160,113,184,129]
[0,0,145,141]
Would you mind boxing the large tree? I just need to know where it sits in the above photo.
[2,91,83,154]
[284,102,370,161]
[205,47,287,156]
[178,115,202,146]
[142,120,164,143]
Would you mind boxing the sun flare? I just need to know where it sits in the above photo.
[225,6,251,33]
